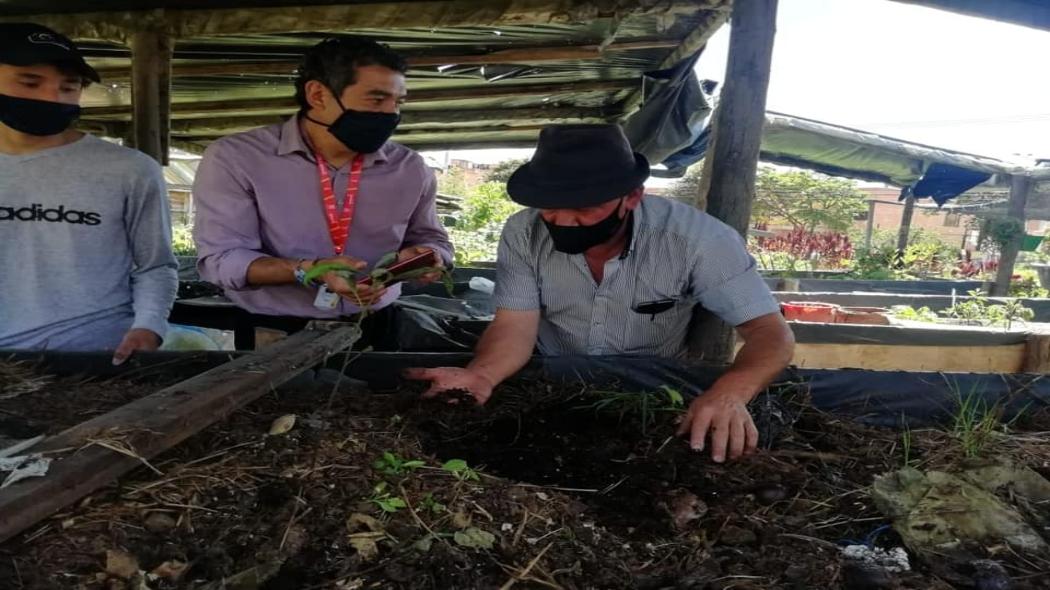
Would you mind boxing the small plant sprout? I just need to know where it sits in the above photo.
[302,251,454,308]
[368,482,408,513]
[441,459,480,482]
[900,423,915,469]
[950,380,1006,458]
[583,385,687,435]
[373,452,426,476]
[419,493,446,514]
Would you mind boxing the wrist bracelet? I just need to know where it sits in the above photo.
[293,259,311,286]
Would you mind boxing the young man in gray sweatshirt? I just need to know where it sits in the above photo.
[0,23,178,364]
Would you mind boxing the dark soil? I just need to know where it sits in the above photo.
[1,369,1049,590]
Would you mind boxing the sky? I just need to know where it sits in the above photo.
[432,0,1050,172]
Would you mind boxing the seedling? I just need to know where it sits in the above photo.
[368,482,407,513]
[900,422,915,469]
[582,385,686,435]
[890,305,939,323]
[419,492,446,514]
[303,251,453,301]
[441,459,480,482]
[373,451,426,476]
[949,380,1005,458]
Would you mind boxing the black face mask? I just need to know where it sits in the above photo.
[307,93,400,154]
[543,199,627,255]
[0,94,80,137]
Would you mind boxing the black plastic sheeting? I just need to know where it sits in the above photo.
[4,350,1048,429]
[341,352,1050,429]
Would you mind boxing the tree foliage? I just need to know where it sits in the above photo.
[752,167,867,233]
[484,158,529,184]
[667,165,867,234]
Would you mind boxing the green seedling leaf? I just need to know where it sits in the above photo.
[375,251,399,270]
[453,527,495,549]
[442,459,469,473]
[660,385,685,407]
[303,262,359,285]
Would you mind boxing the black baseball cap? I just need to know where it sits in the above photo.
[0,23,100,83]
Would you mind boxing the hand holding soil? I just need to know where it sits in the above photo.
[676,388,760,462]
[403,366,494,404]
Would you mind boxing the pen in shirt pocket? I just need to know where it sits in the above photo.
[632,298,676,321]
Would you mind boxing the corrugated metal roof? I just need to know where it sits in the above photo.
[0,0,729,151]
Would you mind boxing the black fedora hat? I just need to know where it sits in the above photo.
[507,124,649,209]
[0,23,100,83]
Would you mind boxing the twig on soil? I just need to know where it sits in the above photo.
[86,438,163,475]
[512,509,530,547]
[472,501,494,522]
[281,485,306,550]
[11,558,22,587]
[398,483,451,548]
[599,476,629,495]
[499,542,553,590]
[778,533,839,549]
[511,482,599,493]
[181,440,260,467]
[769,449,851,463]
[654,435,675,454]
[160,502,219,513]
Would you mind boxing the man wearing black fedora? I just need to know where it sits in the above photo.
[407,124,794,463]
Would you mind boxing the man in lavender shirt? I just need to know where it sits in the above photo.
[193,37,452,339]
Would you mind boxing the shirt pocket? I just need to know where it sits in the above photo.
[621,273,692,355]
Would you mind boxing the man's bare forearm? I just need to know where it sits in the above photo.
[467,309,540,387]
[710,313,795,401]
[246,256,301,286]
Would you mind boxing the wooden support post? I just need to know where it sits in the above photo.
[896,190,915,252]
[1023,333,1050,373]
[0,325,360,543]
[863,200,877,249]
[130,29,172,165]
[689,0,778,362]
[992,175,1034,296]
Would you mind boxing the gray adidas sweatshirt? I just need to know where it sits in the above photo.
[0,134,178,351]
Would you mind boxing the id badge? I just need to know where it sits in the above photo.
[313,285,340,310]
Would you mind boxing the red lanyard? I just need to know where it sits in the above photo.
[314,152,364,255]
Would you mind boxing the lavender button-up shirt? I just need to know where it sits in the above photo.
[193,116,453,317]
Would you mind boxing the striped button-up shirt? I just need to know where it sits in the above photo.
[493,196,779,358]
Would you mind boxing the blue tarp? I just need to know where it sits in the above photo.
[909,162,993,206]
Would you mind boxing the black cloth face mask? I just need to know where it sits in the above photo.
[306,91,400,154]
[0,94,80,137]
[543,198,627,255]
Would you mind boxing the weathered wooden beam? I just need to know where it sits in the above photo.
[991,175,1034,296]
[689,0,779,363]
[172,137,541,153]
[82,78,637,118]
[0,325,361,544]
[863,200,877,249]
[153,106,610,136]
[129,29,173,164]
[93,39,681,82]
[1,0,722,41]
[1023,333,1050,373]
[177,125,546,143]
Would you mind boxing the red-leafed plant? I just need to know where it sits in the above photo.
[756,228,854,269]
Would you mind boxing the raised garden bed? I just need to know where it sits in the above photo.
[1,354,1049,589]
